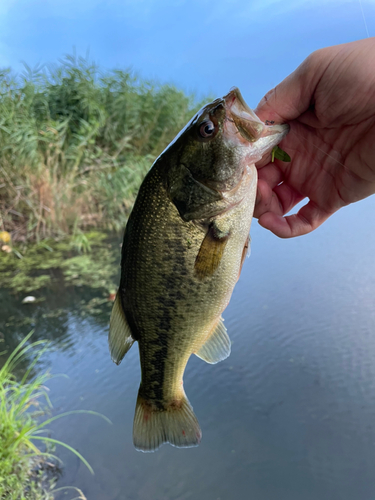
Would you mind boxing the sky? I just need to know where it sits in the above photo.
[0,0,374,106]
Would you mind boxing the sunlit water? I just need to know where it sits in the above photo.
[2,197,375,500]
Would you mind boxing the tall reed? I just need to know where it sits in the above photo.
[0,54,207,241]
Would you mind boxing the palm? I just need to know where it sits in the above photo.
[255,118,375,231]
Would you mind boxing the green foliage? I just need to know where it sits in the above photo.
[271,145,291,162]
[0,54,207,241]
[0,332,110,499]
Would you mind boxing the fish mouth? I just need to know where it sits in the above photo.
[223,87,289,157]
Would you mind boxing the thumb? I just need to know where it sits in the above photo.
[254,48,333,123]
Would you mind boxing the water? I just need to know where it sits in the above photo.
[2,197,375,500]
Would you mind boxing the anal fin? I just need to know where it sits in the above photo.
[195,318,231,364]
[109,293,135,365]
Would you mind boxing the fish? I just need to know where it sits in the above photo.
[109,88,289,452]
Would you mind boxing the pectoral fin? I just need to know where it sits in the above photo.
[194,223,230,279]
[195,318,231,364]
[109,293,135,365]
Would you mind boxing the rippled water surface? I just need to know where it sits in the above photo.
[2,197,375,500]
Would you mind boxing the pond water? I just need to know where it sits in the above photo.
[2,197,375,500]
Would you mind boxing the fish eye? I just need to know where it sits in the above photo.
[199,120,216,138]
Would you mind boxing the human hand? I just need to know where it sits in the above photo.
[254,38,375,238]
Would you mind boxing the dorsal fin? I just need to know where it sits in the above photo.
[195,318,231,364]
[108,293,135,365]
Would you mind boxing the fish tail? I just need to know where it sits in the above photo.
[133,391,202,452]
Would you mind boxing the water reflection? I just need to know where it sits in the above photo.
[2,198,375,499]
[0,234,120,372]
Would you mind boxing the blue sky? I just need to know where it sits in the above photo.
[0,0,374,105]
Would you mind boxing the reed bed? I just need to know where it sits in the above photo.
[0,54,206,242]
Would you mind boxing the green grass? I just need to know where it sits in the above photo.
[0,53,208,242]
[0,331,111,499]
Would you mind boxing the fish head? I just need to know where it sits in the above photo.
[163,87,289,192]
[162,88,289,220]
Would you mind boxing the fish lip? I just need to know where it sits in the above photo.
[224,87,264,141]
[223,87,289,143]
[223,87,253,116]
[262,121,290,138]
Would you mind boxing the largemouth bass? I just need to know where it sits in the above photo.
[109,88,289,452]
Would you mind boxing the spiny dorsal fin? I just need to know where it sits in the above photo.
[195,318,231,364]
[109,293,135,365]
[194,223,230,280]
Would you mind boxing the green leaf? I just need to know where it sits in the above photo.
[271,146,291,162]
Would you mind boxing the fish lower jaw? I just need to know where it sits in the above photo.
[252,127,289,159]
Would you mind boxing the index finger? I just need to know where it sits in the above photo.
[258,200,334,238]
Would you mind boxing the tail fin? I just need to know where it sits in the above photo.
[133,392,202,452]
